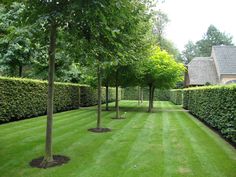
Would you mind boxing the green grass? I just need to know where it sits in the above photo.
[0,101,235,177]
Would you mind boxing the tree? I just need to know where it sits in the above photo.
[102,65,114,111]
[24,0,77,168]
[196,25,233,56]
[109,63,142,119]
[75,0,152,124]
[182,25,234,64]
[182,41,199,64]
[0,2,36,77]
[159,38,182,62]
[152,9,182,62]
[152,9,169,48]
[141,47,185,112]
[73,0,129,131]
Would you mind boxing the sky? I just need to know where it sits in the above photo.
[158,0,236,51]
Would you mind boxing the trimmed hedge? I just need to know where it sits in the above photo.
[80,86,117,107]
[183,85,236,144]
[170,89,183,105]
[156,90,171,101]
[122,87,170,101]
[0,77,118,123]
[0,77,80,123]
[122,87,146,100]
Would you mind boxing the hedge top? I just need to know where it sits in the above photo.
[183,84,236,91]
[0,76,82,87]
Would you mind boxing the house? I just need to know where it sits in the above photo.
[185,46,236,86]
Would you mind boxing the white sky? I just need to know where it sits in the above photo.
[158,0,236,51]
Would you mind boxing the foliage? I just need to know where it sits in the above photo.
[183,85,236,143]
[0,77,121,123]
[0,2,75,80]
[80,85,118,107]
[122,87,170,101]
[170,89,183,105]
[140,47,185,112]
[155,89,171,101]
[122,87,146,100]
[182,41,199,64]
[182,25,234,64]
[0,2,36,77]
[0,77,80,123]
[23,0,81,165]
[141,47,185,89]
[152,9,169,38]
[159,38,182,62]
[196,25,233,57]
[151,9,182,62]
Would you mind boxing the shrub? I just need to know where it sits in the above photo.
[122,87,170,101]
[0,77,80,123]
[0,77,118,123]
[183,85,236,144]
[170,89,183,105]
[156,90,170,101]
[79,86,117,107]
[121,87,140,100]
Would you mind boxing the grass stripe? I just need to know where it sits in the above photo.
[76,112,147,177]
[176,112,225,177]
[0,100,235,177]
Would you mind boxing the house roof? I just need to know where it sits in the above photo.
[212,46,236,75]
[187,57,219,85]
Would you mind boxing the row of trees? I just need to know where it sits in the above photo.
[1,1,184,168]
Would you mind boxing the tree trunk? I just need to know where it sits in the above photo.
[141,87,143,103]
[115,70,120,119]
[138,86,140,105]
[19,65,23,77]
[148,85,152,112]
[151,87,155,109]
[97,64,102,128]
[41,22,57,167]
[105,82,109,111]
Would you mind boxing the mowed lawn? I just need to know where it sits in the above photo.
[0,101,235,177]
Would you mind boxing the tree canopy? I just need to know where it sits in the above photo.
[0,0,187,167]
[141,47,185,111]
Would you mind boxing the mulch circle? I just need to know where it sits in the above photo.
[29,155,70,169]
[88,127,111,133]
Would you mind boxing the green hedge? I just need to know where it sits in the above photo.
[170,89,183,105]
[0,77,118,123]
[80,86,117,107]
[156,90,170,101]
[122,87,170,101]
[183,85,236,144]
[122,87,145,100]
[0,77,80,123]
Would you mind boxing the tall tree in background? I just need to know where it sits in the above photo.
[196,25,233,56]
[153,10,169,48]
[0,2,35,77]
[182,41,199,64]
[182,25,234,64]
[152,9,182,62]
